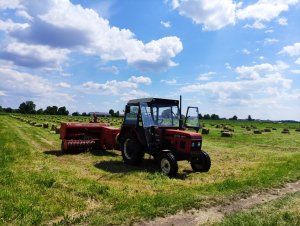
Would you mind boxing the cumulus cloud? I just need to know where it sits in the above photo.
[264,38,279,45]
[100,65,119,75]
[277,17,288,25]
[0,90,7,96]
[243,21,266,29]
[197,72,216,81]
[296,57,300,65]
[236,0,298,22]
[0,40,69,68]
[180,62,293,108]
[161,79,177,84]
[279,42,300,56]
[128,76,152,85]
[57,82,71,88]
[0,67,75,107]
[160,21,171,28]
[242,49,251,55]
[172,0,298,30]
[235,62,289,80]
[82,78,150,100]
[172,0,236,31]
[0,0,182,71]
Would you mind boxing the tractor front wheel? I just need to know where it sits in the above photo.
[191,151,211,172]
[159,152,178,177]
[122,136,144,165]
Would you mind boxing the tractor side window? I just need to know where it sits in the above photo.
[124,106,138,125]
[140,103,154,127]
[185,107,200,128]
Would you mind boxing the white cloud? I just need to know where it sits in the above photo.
[1,40,70,68]
[0,90,7,96]
[235,62,289,80]
[243,21,266,29]
[225,62,232,70]
[173,0,236,31]
[57,82,71,88]
[0,67,75,108]
[258,56,265,60]
[160,21,171,28]
[242,49,250,55]
[0,67,53,95]
[16,10,33,21]
[264,38,279,45]
[120,90,150,101]
[296,57,300,64]
[237,0,298,22]
[197,72,216,81]
[0,0,21,10]
[82,80,138,95]
[0,19,29,32]
[82,79,149,101]
[0,0,182,71]
[180,62,294,113]
[100,65,119,75]
[128,76,152,85]
[279,43,300,56]
[277,17,288,25]
[161,79,177,84]
[290,69,300,74]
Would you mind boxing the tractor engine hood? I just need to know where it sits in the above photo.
[164,129,202,140]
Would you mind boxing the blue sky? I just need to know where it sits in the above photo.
[0,0,300,120]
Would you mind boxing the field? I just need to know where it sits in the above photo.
[1,113,300,225]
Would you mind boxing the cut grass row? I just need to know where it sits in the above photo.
[0,114,299,225]
[217,192,300,226]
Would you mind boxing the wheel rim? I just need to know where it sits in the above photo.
[161,158,171,174]
[124,139,134,160]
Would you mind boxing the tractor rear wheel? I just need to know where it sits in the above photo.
[191,151,211,172]
[122,136,144,165]
[159,152,178,177]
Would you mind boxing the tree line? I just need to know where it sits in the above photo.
[0,101,255,121]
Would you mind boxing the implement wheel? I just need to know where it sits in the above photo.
[122,136,144,165]
[191,151,211,172]
[159,152,178,177]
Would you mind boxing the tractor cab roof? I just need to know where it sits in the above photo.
[127,97,179,106]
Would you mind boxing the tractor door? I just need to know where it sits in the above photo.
[185,106,201,132]
[140,103,156,152]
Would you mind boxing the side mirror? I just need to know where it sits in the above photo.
[125,105,130,113]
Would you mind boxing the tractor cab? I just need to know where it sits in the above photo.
[118,97,210,177]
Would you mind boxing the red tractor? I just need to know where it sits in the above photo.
[60,97,211,177]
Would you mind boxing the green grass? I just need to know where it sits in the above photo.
[216,192,300,226]
[0,115,300,225]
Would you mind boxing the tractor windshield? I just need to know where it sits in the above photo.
[140,103,180,128]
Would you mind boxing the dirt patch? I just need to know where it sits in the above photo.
[137,180,300,226]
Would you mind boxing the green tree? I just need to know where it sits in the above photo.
[230,115,238,120]
[203,114,211,120]
[109,109,115,117]
[72,112,79,116]
[82,112,87,116]
[18,101,36,114]
[57,106,69,115]
[247,115,253,121]
[36,108,44,114]
[211,114,220,120]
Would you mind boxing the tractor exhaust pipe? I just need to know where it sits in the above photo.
[179,95,183,130]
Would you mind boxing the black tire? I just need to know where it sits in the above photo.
[159,152,178,177]
[191,151,211,172]
[121,136,144,165]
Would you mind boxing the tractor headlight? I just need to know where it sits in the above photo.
[197,141,201,147]
[192,142,195,148]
